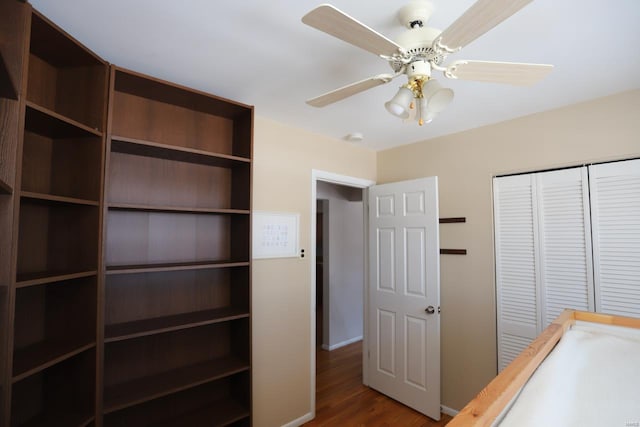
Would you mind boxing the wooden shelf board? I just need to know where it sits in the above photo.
[25,101,102,138]
[103,357,250,414]
[439,217,466,224]
[151,397,249,427]
[440,249,467,255]
[20,411,95,427]
[110,136,250,168]
[16,270,97,288]
[104,307,250,343]
[0,49,18,100]
[106,260,250,275]
[108,202,249,215]
[12,340,95,383]
[0,177,12,195]
[21,191,99,207]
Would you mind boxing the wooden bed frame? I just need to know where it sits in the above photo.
[448,309,640,426]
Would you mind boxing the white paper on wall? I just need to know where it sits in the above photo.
[252,211,300,259]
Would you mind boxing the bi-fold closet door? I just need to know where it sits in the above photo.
[590,160,640,319]
[494,166,593,371]
[493,158,640,371]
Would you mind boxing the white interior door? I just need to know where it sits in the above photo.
[367,177,440,420]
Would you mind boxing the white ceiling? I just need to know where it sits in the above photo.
[30,0,640,150]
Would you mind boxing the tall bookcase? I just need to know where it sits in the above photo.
[1,3,253,426]
[101,67,253,425]
[7,8,108,427]
[0,1,28,425]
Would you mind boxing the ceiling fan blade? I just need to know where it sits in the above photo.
[445,60,553,86]
[302,4,402,57]
[437,0,534,50]
[307,74,395,107]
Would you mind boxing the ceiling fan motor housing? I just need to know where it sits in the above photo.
[396,27,443,58]
[407,60,431,78]
[397,0,435,28]
[390,26,445,73]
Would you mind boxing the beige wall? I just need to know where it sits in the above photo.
[377,89,640,410]
[252,117,376,426]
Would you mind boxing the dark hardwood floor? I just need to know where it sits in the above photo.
[305,341,452,426]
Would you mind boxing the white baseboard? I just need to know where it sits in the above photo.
[281,412,314,427]
[322,336,363,351]
[441,404,460,417]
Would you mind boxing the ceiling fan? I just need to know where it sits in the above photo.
[302,0,553,126]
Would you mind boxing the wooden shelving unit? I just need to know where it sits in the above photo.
[103,66,253,424]
[2,5,252,426]
[0,1,29,425]
[4,7,108,427]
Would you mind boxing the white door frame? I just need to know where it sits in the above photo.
[309,170,375,419]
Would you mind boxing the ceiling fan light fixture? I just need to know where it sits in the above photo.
[385,86,413,119]
[422,79,454,113]
[423,110,437,124]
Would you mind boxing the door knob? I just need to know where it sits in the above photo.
[425,306,435,314]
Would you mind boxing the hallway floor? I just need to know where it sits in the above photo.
[304,341,453,426]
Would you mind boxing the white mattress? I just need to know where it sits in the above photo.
[499,321,640,427]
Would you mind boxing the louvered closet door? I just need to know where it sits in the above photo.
[590,158,640,317]
[494,167,594,371]
[493,174,541,371]
[536,167,594,326]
